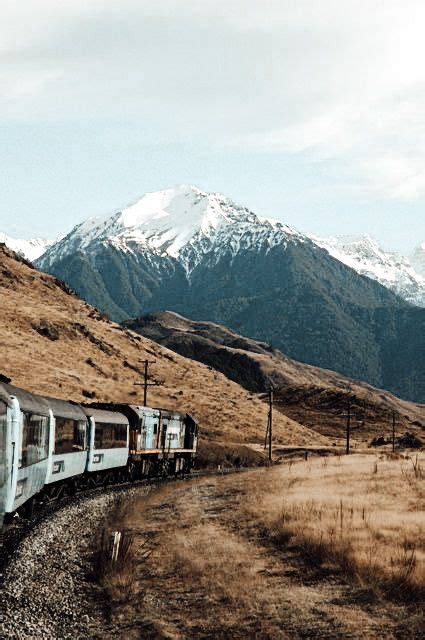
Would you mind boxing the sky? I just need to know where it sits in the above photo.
[0,0,424,254]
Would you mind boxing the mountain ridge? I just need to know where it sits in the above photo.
[0,233,53,263]
[313,234,425,307]
[4,185,424,305]
[124,310,425,439]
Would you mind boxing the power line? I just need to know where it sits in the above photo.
[134,359,162,406]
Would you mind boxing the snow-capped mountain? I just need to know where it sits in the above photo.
[39,185,424,306]
[36,185,424,403]
[311,234,425,308]
[40,185,305,274]
[0,233,52,262]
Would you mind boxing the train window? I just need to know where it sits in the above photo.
[55,417,87,454]
[20,412,49,468]
[75,421,87,451]
[153,423,158,434]
[94,422,127,449]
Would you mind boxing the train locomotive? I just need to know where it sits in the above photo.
[0,382,198,527]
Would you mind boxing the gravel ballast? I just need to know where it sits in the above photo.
[0,486,151,639]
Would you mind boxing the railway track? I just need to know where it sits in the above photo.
[0,474,182,585]
[0,465,240,584]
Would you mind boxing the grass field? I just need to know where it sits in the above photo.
[244,452,424,601]
[96,452,424,639]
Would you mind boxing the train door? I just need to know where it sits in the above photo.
[161,420,168,450]
[143,412,159,449]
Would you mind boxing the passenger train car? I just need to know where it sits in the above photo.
[0,382,198,528]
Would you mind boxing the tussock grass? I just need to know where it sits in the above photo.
[95,458,424,637]
[243,453,425,602]
[93,499,151,606]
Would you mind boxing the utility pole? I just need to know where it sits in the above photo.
[264,388,273,463]
[346,402,351,455]
[269,388,273,463]
[134,359,158,406]
[392,410,396,453]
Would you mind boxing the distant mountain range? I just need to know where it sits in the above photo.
[0,233,53,262]
[2,185,424,402]
[313,235,425,308]
[3,194,424,307]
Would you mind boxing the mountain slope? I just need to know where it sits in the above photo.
[0,243,322,447]
[312,234,425,307]
[37,185,425,403]
[125,311,425,440]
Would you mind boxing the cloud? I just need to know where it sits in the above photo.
[1,1,425,200]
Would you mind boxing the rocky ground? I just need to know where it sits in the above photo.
[0,485,152,639]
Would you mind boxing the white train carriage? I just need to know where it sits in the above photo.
[44,398,88,493]
[2,383,50,515]
[0,380,198,526]
[83,407,129,474]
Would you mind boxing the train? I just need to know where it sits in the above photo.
[0,381,198,528]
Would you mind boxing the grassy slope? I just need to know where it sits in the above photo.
[0,245,324,446]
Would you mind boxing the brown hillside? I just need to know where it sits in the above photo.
[0,244,324,447]
[125,311,425,442]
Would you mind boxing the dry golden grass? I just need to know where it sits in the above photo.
[96,456,424,638]
[243,453,425,602]
[0,245,324,447]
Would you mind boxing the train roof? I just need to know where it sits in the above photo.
[44,396,87,422]
[88,402,197,422]
[1,383,50,416]
[82,406,129,425]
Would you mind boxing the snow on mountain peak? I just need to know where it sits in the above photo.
[313,234,425,307]
[40,185,304,270]
[34,183,424,307]
[0,233,52,262]
[115,185,238,257]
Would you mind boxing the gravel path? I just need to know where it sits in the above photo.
[0,486,152,639]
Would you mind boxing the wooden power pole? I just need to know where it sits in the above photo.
[134,359,159,406]
[392,410,396,453]
[264,388,273,463]
[269,388,273,463]
[346,402,351,455]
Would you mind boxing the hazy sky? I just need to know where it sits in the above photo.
[1,0,424,253]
